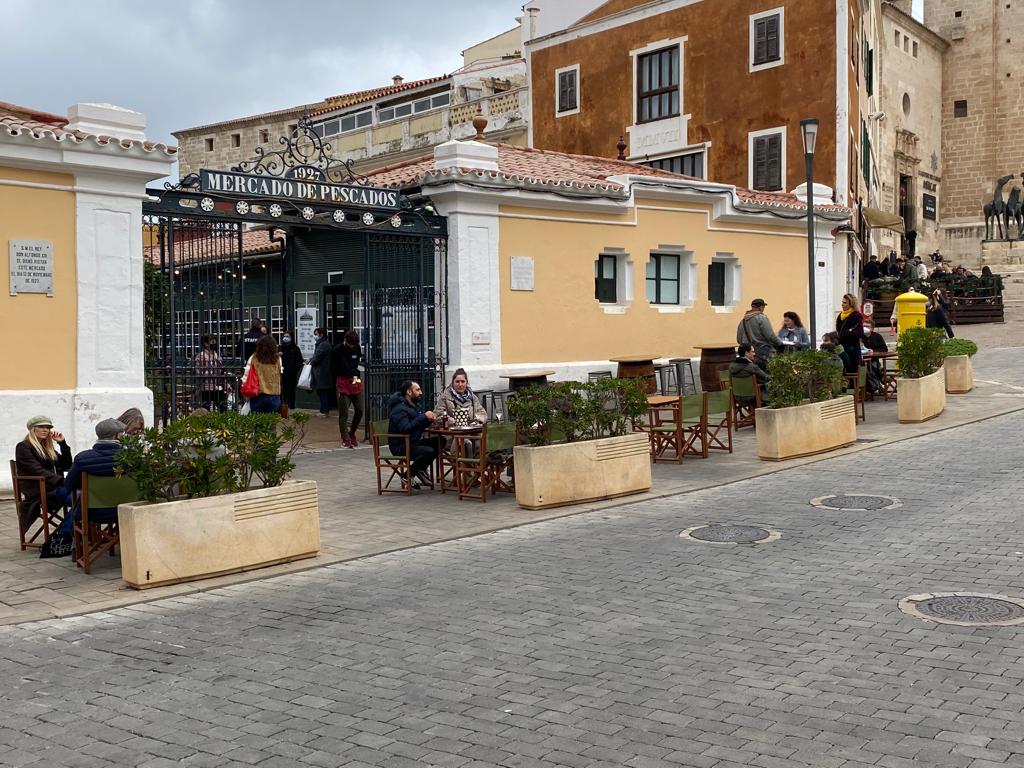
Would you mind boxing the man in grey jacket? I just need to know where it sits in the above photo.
[736,298,783,365]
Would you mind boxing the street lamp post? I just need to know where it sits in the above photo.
[801,118,819,348]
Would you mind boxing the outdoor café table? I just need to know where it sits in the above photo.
[500,370,555,392]
[610,355,659,394]
[426,422,484,493]
[867,350,899,400]
[695,343,736,392]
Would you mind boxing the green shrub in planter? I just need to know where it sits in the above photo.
[895,327,945,379]
[942,338,978,358]
[116,411,309,502]
[764,350,845,409]
[509,378,649,447]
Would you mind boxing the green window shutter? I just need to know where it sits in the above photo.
[708,262,726,306]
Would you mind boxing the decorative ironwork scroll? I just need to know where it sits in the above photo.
[231,114,370,186]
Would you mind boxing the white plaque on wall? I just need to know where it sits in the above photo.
[511,256,534,291]
[9,239,54,296]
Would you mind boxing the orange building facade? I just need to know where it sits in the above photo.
[527,0,881,217]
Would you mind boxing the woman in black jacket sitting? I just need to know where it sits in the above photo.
[14,415,72,526]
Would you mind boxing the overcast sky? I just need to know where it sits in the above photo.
[5,0,923,149]
[4,0,524,146]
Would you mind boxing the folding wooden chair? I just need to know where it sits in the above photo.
[455,426,490,503]
[9,459,64,550]
[844,364,868,422]
[646,393,707,463]
[370,419,434,495]
[74,473,139,574]
[728,375,762,430]
[485,423,517,496]
[704,389,734,454]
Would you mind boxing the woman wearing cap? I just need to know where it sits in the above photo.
[14,416,72,525]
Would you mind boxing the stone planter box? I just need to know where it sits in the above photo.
[118,480,320,589]
[756,395,856,461]
[513,433,651,510]
[897,367,946,423]
[944,355,974,394]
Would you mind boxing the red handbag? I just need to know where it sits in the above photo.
[240,363,260,399]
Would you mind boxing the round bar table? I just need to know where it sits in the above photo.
[500,370,556,392]
[609,355,659,394]
[695,343,737,391]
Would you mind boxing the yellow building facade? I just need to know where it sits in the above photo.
[370,140,851,388]
[0,102,175,494]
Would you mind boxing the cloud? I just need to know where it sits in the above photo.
[4,0,522,146]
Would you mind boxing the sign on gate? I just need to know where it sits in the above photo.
[295,307,319,359]
[862,301,874,318]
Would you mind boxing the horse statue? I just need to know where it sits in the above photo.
[984,174,1014,240]
[1006,179,1024,241]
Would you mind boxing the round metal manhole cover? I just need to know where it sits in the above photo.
[679,524,780,545]
[899,593,1024,627]
[810,494,902,511]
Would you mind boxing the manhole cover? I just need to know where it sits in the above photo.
[679,524,780,544]
[899,593,1024,627]
[810,494,901,511]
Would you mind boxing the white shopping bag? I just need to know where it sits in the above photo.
[297,362,314,391]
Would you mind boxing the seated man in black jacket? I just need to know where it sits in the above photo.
[387,381,444,489]
[728,344,769,404]
[55,418,126,535]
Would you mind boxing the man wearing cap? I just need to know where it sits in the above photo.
[52,419,127,538]
[737,298,783,366]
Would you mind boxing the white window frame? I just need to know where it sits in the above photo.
[710,253,742,312]
[629,36,687,127]
[749,7,785,73]
[596,248,634,314]
[554,63,581,118]
[747,125,787,192]
[647,246,695,313]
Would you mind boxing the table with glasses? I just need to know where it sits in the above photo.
[426,422,484,493]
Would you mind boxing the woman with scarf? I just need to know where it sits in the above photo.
[835,293,866,375]
[434,368,487,426]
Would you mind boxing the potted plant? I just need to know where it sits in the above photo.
[942,338,978,394]
[115,411,318,589]
[509,378,651,510]
[756,350,856,461]
[895,327,946,422]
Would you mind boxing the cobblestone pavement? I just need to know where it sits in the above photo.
[3,342,1024,624]
[1,403,1024,767]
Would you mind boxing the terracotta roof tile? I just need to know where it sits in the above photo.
[366,143,849,215]
[1,103,177,155]
[143,229,283,265]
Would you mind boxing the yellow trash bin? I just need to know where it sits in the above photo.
[894,290,927,336]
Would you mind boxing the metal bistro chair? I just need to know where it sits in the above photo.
[486,390,513,423]
[655,364,678,396]
[670,357,699,395]
[587,370,613,383]
[9,460,65,550]
[74,473,140,575]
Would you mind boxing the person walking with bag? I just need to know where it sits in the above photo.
[244,336,283,414]
[333,331,364,448]
[310,327,334,417]
[736,298,783,366]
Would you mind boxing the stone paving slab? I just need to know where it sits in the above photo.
[1,346,1023,625]
[1,399,1024,766]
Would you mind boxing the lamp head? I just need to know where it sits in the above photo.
[800,118,819,155]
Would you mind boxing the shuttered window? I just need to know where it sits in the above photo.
[708,262,726,307]
[557,69,578,113]
[753,14,781,65]
[752,133,783,191]
[595,254,617,303]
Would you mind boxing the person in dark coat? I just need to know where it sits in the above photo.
[279,330,304,410]
[835,293,866,374]
[55,418,126,536]
[332,331,364,448]
[237,320,265,361]
[728,343,770,385]
[14,415,72,526]
[862,255,883,282]
[387,381,443,488]
[309,327,334,416]
[926,288,955,338]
